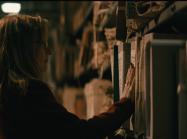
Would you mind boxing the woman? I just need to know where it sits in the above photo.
[0,14,135,139]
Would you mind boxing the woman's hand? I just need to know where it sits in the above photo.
[124,64,135,103]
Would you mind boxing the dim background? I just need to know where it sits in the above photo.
[0,1,116,120]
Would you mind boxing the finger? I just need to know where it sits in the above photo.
[125,66,132,85]
[128,65,133,80]
[127,66,135,86]
[125,76,135,99]
[129,67,135,84]
[127,68,135,91]
[130,76,135,101]
[124,68,131,93]
[130,75,135,90]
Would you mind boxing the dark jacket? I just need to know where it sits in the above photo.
[1,79,134,139]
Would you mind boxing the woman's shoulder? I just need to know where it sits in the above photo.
[27,79,52,95]
[28,79,48,88]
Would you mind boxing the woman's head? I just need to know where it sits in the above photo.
[0,14,50,89]
[0,14,51,88]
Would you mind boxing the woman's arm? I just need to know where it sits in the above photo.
[26,73,135,139]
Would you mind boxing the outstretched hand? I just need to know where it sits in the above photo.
[124,64,135,103]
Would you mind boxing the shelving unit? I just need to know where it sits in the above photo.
[142,1,187,35]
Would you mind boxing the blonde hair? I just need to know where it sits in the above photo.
[0,14,48,92]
